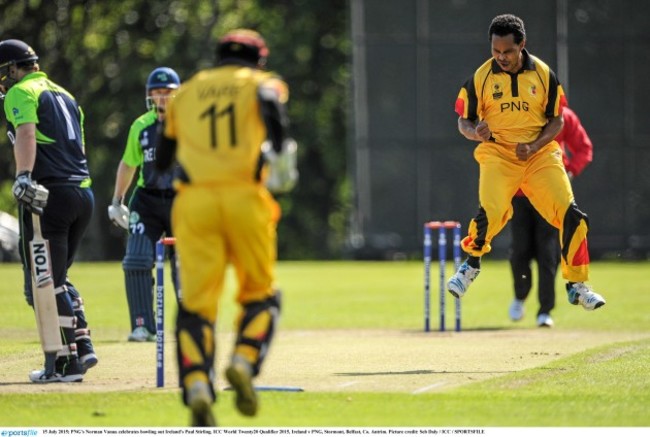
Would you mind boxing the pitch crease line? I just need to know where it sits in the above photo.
[337,381,360,388]
[412,382,445,394]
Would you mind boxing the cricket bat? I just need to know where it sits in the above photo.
[29,213,63,355]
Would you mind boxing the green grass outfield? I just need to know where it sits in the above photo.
[0,260,649,427]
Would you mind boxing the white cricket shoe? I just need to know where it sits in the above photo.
[447,261,480,298]
[30,358,83,383]
[509,299,525,321]
[128,327,156,342]
[29,369,82,383]
[566,282,606,311]
[537,313,554,327]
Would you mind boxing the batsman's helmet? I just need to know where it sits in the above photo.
[0,39,39,93]
[0,39,38,68]
[217,29,269,68]
[145,67,180,110]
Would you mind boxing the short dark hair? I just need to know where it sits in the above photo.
[489,14,526,44]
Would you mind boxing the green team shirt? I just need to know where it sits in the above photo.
[455,49,566,147]
[4,71,90,185]
[122,110,174,190]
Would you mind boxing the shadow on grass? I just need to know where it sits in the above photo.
[404,326,516,334]
[334,370,512,376]
[0,381,40,386]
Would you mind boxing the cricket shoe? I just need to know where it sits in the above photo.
[509,299,525,321]
[566,282,606,311]
[30,357,83,383]
[77,334,98,374]
[29,370,82,383]
[187,381,216,427]
[128,327,156,342]
[79,353,98,374]
[225,355,258,416]
[537,313,554,328]
[447,261,480,298]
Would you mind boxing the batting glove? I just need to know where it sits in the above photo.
[12,171,49,216]
[108,197,130,230]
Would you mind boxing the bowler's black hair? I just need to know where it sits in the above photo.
[489,14,526,44]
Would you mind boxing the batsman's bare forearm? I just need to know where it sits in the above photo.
[13,123,38,175]
[112,161,136,202]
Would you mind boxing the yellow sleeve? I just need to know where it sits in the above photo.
[164,93,177,139]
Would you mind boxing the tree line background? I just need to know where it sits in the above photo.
[0,0,351,260]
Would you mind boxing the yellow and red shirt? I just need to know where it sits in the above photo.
[455,49,567,147]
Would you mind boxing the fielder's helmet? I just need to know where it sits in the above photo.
[145,67,180,110]
[217,29,269,68]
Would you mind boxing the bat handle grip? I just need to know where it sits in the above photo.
[32,213,43,238]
